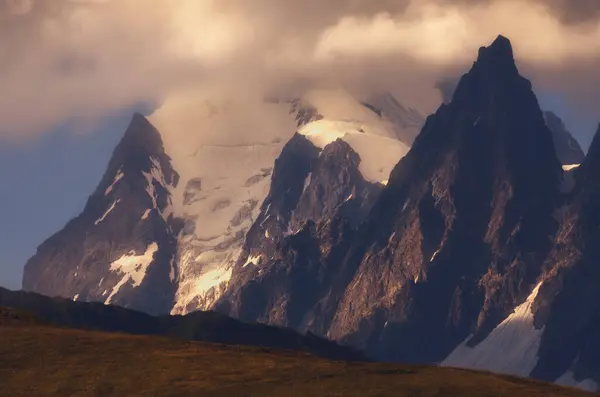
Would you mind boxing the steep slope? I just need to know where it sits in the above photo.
[4,318,594,397]
[544,111,585,166]
[216,133,380,330]
[529,124,600,387]
[327,35,562,365]
[149,98,295,314]
[22,114,182,315]
[439,127,600,391]
[363,91,425,145]
[435,78,585,167]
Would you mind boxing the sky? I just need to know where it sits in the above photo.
[2,0,600,288]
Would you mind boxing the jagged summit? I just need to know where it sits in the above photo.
[487,35,513,53]
[476,35,515,68]
[118,112,164,153]
[23,113,181,315]
[328,34,561,364]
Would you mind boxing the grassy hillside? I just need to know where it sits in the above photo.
[1,316,596,397]
[0,287,363,361]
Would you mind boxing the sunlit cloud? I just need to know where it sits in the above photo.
[1,0,600,141]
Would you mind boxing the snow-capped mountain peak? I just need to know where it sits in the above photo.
[143,87,423,314]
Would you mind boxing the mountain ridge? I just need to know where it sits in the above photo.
[18,34,600,392]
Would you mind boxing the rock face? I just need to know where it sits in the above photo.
[328,35,562,361]
[438,126,600,392]
[216,134,383,330]
[22,114,182,315]
[543,111,585,166]
[529,124,600,386]
[436,78,584,167]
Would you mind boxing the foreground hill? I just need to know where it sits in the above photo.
[1,316,596,397]
[0,287,362,362]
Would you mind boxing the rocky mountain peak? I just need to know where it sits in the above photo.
[328,35,561,363]
[23,113,181,315]
[103,113,178,190]
[478,35,515,66]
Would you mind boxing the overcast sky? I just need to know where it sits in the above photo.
[1,0,600,288]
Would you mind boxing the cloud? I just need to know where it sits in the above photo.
[1,0,600,141]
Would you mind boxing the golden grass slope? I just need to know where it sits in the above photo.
[1,317,597,397]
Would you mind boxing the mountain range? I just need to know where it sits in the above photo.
[18,35,599,391]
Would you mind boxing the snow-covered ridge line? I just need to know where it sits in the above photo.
[298,119,410,183]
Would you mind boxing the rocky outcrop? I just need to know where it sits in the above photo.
[22,114,182,315]
[543,111,585,166]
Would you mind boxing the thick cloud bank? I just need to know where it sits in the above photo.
[1,0,600,140]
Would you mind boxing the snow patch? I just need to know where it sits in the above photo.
[104,243,158,305]
[560,164,580,193]
[303,173,312,193]
[556,370,599,392]
[401,200,410,212]
[562,164,580,171]
[169,257,176,283]
[142,157,174,223]
[430,248,441,262]
[94,199,120,225]
[299,120,410,183]
[170,262,233,314]
[441,282,544,377]
[243,254,262,268]
[105,168,124,195]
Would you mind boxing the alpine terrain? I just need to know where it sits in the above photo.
[20,35,600,391]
